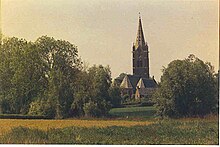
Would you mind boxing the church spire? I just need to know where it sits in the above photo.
[132,13,150,78]
[135,13,145,49]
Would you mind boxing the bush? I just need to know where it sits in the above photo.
[83,101,101,117]
[28,99,56,118]
[83,100,111,117]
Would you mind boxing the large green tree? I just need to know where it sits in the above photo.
[153,55,218,118]
[71,65,112,117]
[0,36,82,118]
[31,36,82,118]
[0,37,46,114]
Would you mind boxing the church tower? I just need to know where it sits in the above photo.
[132,14,149,78]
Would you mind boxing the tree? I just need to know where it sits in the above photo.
[153,55,218,118]
[71,65,112,117]
[0,37,46,114]
[0,36,82,118]
[108,86,122,108]
[34,36,82,118]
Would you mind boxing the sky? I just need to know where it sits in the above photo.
[1,0,219,81]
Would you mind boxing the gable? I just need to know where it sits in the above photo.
[120,75,133,89]
[137,78,145,88]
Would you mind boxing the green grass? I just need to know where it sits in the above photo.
[109,106,156,119]
[0,118,218,144]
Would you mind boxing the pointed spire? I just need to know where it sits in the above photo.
[135,13,145,49]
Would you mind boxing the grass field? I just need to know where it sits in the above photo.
[0,106,218,144]
[0,119,153,135]
[109,106,156,119]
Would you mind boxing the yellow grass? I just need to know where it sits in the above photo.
[0,119,154,135]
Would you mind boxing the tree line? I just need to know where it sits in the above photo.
[0,36,121,118]
[0,35,218,119]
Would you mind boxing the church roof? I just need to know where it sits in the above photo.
[141,78,158,88]
[120,74,157,89]
[126,75,142,88]
[137,78,145,88]
[120,75,133,89]
[135,14,146,49]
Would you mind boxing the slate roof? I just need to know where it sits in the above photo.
[142,78,157,88]
[126,75,142,88]
[120,74,157,89]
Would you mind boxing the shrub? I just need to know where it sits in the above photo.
[28,99,56,118]
[83,101,101,117]
[83,100,111,117]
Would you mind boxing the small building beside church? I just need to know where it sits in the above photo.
[120,14,157,100]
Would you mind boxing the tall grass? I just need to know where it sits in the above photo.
[0,118,218,144]
[0,119,153,135]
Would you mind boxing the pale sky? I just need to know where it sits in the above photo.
[1,0,219,81]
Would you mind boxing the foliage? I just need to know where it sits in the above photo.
[0,37,47,114]
[0,36,82,118]
[35,36,82,118]
[0,117,218,144]
[83,101,102,117]
[71,65,112,117]
[28,99,56,118]
[153,55,218,118]
[0,35,116,118]
[108,86,122,108]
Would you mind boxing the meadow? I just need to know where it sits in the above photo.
[109,106,156,120]
[0,106,218,144]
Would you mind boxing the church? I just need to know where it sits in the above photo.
[120,15,157,100]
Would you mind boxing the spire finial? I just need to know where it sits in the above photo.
[138,12,141,19]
